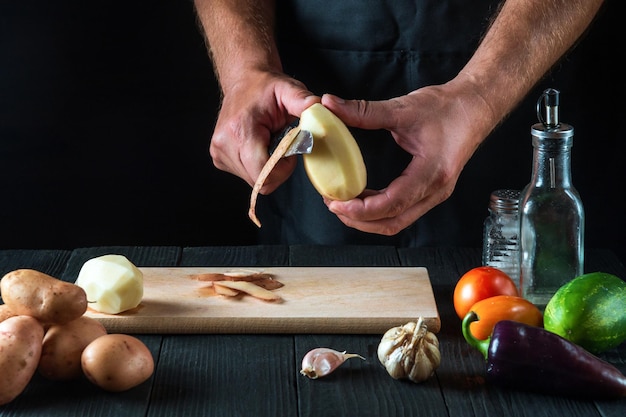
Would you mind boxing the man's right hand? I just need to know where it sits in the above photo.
[209,70,320,194]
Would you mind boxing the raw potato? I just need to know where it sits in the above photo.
[248,103,367,227]
[0,269,88,325]
[75,254,143,314]
[0,315,44,405]
[0,304,16,323]
[38,316,108,381]
[81,334,154,392]
[300,103,367,201]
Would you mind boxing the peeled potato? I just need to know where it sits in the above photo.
[248,103,367,227]
[300,103,366,201]
[75,254,143,314]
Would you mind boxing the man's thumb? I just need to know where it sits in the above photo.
[321,94,389,130]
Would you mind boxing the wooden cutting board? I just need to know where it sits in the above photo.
[84,267,440,334]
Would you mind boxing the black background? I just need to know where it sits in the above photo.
[1,1,257,248]
[1,1,624,264]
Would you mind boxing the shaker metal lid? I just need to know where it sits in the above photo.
[489,189,520,212]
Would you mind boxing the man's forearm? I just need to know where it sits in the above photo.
[194,0,281,92]
[460,0,604,123]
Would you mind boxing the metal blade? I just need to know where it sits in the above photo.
[283,129,313,156]
[269,122,314,157]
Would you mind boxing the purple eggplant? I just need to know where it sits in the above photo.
[462,311,626,399]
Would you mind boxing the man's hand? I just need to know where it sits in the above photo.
[320,79,493,235]
[209,70,320,194]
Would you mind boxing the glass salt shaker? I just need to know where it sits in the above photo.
[482,189,521,288]
[519,88,584,308]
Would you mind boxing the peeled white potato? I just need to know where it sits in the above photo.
[300,103,366,200]
[75,254,143,314]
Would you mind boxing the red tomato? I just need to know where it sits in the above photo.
[468,295,543,340]
[453,266,518,319]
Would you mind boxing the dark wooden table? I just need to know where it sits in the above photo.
[1,245,625,417]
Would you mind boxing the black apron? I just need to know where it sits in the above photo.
[257,0,505,246]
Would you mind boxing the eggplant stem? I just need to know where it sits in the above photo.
[462,311,490,360]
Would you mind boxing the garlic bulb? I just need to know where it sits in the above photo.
[300,348,365,379]
[377,317,440,383]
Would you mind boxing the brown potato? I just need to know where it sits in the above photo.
[0,315,44,405]
[81,334,154,392]
[1,269,87,325]
[0,304,16,323]
[38,316,108,381]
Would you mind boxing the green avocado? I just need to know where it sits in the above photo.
[544,272,626,354]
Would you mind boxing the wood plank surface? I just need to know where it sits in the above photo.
[2,246,625,417]
[148,334,298,417]
[288,245,445,417]
[84,266,440,334]
[295,334,449,417]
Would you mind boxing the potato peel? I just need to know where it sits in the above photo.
[192,271,271,282]
[213,280,282,302]
[248,127,302,227]
[212,283,240,297]
[192,271,283,290]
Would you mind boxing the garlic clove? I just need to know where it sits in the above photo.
[408,331,441,382]
[382,348,407,380]
[300,347,365,379]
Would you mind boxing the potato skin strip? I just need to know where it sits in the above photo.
[192,272,271,282]
[213,280,283,302]
[248,127,301,227]
[212,283,240,297]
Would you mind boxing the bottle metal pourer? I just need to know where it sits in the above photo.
[537,87,561,128]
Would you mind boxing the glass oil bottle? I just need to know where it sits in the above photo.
[519,88,584,308]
